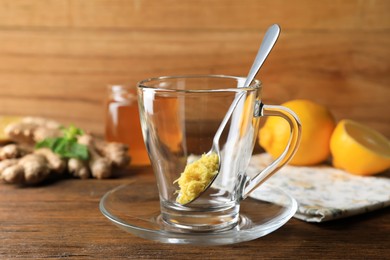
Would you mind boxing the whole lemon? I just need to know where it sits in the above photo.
[330,120,390,175]
[259,99,336,166]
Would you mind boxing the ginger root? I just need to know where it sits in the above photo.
[68,158,90,179]
[0,154,51,185]
[34,148,66,174]
[94,139,130,168]
[0,117,131,185]
[78,135,112,179]
[0,144,31,160]
[4,117,62,145]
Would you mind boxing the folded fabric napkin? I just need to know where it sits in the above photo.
[247,153,390,222]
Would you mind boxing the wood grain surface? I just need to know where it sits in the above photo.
[0,0,389,137]
[0,168,389,259]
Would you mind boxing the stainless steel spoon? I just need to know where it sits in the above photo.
[178,24,281,205]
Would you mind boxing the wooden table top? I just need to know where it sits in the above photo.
[1,166,389,259]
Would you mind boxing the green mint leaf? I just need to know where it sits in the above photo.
[62,125,85,141]
[67,142,89,161]
[36,138,59,150]
[52,138,69,154]
[35,125,89,160]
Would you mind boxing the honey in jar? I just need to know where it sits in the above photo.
[105,85,150,167]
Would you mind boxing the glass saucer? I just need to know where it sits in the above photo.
[99,182,297,246]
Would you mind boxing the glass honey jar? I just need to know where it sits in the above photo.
[105,85,150,167]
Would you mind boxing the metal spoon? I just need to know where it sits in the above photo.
[178,24,281,205]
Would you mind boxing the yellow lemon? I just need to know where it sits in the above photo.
[259,99,335,166]
[330,120,390,175]
[0,116,23,142]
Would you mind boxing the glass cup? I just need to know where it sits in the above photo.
[137,75,301,232]
[105,85,150,167]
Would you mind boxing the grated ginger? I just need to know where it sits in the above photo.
[175,153,219,204]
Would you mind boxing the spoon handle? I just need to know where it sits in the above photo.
[243,24,281,87]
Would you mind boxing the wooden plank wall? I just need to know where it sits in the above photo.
[0,0,389,137]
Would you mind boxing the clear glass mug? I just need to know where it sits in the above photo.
[137,75,301,232]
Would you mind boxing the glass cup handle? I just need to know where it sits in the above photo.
[241,102,302,199]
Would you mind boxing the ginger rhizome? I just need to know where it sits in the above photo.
[0,117,130,185]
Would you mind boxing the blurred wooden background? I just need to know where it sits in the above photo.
[0,0,389,137]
